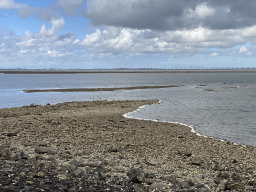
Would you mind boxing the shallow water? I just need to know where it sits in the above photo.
[0,72,255,146]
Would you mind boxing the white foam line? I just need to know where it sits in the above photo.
[123,101,246,147]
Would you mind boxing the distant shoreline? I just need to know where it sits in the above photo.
[1,69,256,74]
[24,85,179,93]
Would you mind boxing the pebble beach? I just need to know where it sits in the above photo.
[1,100,256,191]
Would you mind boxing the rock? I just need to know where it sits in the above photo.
[26,181,34,185]
[20,172,26,177]
[84,161,102,167]
[0,145,10,160]
[148,182,170,191]
[2,164,11,168]
[231,172,241,183]
[33,160,46,170]
[218,179,228,191]
[175,189,195,192]
[127,168,144,183]
[58,174,68,180]
[115,185,127,190]
[4,160,20,165]
[180,180,190,189]
[36,171,45,178]
[110,174,121,184]
[191,157,201,166]
[19,151,29,159]
[14,177,20,181]
[195,183,205,189]
[10,153,19,161]
[35,147,55,155]
[248,178,256,186]
[38,142,48,147]
[6,133,17,137]
[227,182,245,191]
[72,168,85,177]
[96,166,106,181]
[69,164,77,172]
[69,159,82,167]
[213,163,224,171]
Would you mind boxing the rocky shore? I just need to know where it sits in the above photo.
[1,100,256,191]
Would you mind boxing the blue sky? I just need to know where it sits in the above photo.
[1,0,256,69]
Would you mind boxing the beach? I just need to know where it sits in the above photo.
[1,100,256,191]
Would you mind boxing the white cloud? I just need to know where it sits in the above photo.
[195,3,215,18]
[185,2,215,20]
[72,39,80,45]
[239,46,247,53]
[37,18,65,37]
[0,0,28,9]
[77,25,255,55]
[209,52,219,57]
[81,29,102,46]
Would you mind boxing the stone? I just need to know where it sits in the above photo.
[10,154,19,161]
[72,168,84,177]
[0,146,10,160]
[20,172,26,177]
[36,171,45,178]
[127,168,144,183]
[115,185,127,190]
[213,163,224,171]
[218,179,228,190]
[96,166,106,181]
[191,157,201,165]
[69,159,82,167]
[2,164,11,168]
[38,142,48,147]
[14,177,20,181]
[5,160,20,165]
[180,180,190,189]
[148,182,169,191]
[227,183,245,191]
[6,133,17,137]
[84,161,102,167]
[175,189,195,192]
[35,147,55,155]
[26,181,34,185]
[69,164,77,172]
[133,185,143,192]
[231,172,241,183]
[19,151,28,159]
[58,174,68,180]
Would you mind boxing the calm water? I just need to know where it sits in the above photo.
[0,72,256,146]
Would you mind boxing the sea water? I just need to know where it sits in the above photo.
[0,72,255,146]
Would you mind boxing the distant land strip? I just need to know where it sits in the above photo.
[24,85,179,93]
[2,69,256,74]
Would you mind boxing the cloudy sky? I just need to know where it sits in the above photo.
[1,0,256,69]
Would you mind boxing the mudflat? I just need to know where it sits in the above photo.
[1,100,256,191]
[23,85,179,93]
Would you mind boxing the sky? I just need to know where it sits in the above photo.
[1,0,256,69]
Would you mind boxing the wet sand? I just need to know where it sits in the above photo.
[1,100,256,191]
[23,85,179,93]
